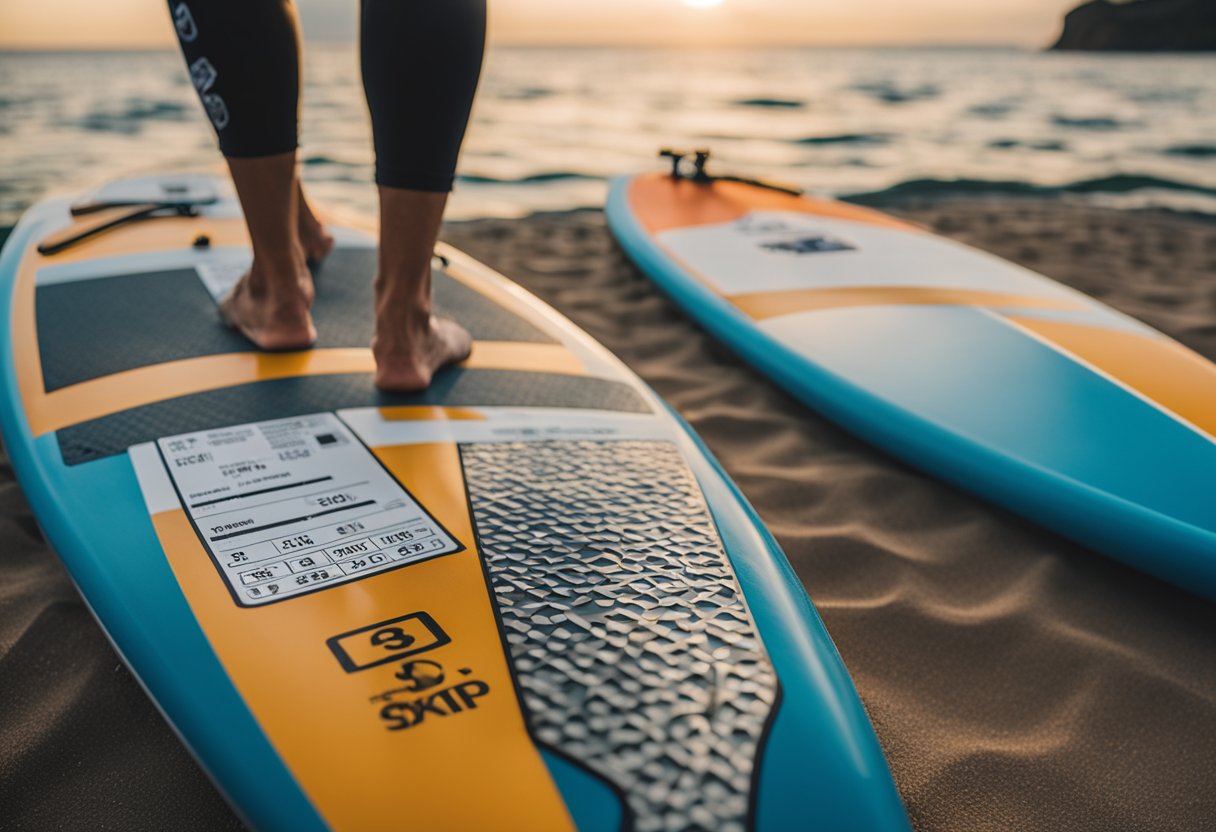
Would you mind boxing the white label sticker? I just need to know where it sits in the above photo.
[156,413,461,606]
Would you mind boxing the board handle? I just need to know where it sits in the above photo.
[657,147,804,197]
[37,202,201,257]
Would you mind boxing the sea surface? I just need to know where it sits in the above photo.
[2,45,1216,225]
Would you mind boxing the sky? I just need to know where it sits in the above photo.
[0,0,1083,50]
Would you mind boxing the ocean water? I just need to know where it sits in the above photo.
[2,45,1216,225]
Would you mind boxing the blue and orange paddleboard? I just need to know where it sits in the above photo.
[607,163,1216,599]
[0,172,908,831]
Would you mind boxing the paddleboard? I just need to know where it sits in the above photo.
[607,167,1216,600]
[0,172,908,831]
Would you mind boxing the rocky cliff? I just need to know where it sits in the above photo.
[1052,0,1216,51]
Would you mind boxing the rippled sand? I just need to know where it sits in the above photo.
[2,199,1214,829]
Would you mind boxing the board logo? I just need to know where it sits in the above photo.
[735,214,857,255]
[330,612,494,731]
[326,611,450,672]
[371,662,491,732]
[760,234,855,255]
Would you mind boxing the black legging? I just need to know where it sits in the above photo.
[167,0,486,192]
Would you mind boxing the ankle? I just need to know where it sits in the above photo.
[374,277,432,326]
[255,243,306,272]
[374,308,434,345]
[247,264,310,307]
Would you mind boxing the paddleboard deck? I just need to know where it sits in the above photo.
[607,171,1216,600]
[0,173,908,831]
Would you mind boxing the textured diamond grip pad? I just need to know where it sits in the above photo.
[460,439,778,832]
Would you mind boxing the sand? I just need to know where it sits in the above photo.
[2,198,1215,830]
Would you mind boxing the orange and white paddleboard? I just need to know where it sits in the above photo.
[608,167,1216,599]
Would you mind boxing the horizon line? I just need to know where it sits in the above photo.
[0,40,1036,53]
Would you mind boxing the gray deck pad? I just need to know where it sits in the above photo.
[37,246,555,392]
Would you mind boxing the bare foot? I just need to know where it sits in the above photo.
[297,183,335,265]
[371,187,463,391]
[220,256,317,351]
[372,312,472,392]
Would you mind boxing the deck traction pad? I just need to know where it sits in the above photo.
[462,438,777,832]
[36,246,555,392]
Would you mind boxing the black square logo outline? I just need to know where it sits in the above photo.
[326,611,450,673]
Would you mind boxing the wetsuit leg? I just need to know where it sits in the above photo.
[167,1,301,158]
[360,0,487,192]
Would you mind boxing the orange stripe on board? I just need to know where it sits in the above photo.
[1006,316,1216,440]
[30,348,372,436]
[38,215,251,264]
[12,249,46,412]
[27,342,584,436]
[378,406,486,422]
[730,286,1083,321]
[627,171,916,234]
[464,340,584,376]
[150,442,574,831]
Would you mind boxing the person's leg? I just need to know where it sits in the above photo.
[360,0,487,391]
[167,0,322,348]
[297,181,334,266]
[221,153,316,349]
[371,189,471,391]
